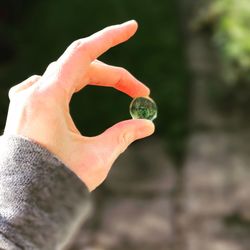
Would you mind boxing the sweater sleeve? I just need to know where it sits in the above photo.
[0,135,91,250]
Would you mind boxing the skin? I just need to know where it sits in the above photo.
[4,20,155,191]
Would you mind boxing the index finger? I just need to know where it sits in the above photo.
[87,60,150,97]
[56,20,138,89]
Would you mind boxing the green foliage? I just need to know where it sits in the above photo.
[212,0,250,83]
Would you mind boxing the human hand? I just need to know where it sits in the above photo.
[4,20,155,191]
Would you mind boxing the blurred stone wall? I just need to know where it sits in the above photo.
[179,0,250,249]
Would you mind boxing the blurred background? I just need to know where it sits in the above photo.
[1,0,250,249]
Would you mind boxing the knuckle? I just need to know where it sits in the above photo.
[115,67,127,86]
[121,68,128,77]
[69,39,93,60]
[45,61,57,71]
[118,66,127,73]
[8,75,41,100]
[118,67,128,77]
[118,132,134,150]
[70,39,90,54]
[29,74,40,80]
[8,86,16,100]
[70,39,83,50]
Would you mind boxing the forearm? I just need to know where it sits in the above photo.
[0,135,91,250]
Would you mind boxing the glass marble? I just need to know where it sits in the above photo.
[129,97,157,121]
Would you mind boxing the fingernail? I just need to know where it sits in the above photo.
[145,86,151,96]
[122,20,137,26]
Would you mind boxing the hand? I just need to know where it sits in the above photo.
[4,20,155,191]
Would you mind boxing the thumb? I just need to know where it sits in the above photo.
[96,119,155,167]
[79,119,154,191]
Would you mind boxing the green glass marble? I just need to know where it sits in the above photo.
[129,97,157,121]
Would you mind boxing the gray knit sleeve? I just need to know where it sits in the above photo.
[0,135,91,250]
